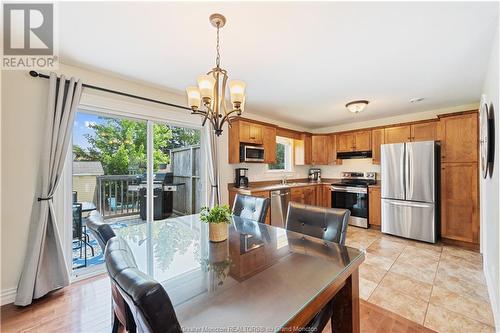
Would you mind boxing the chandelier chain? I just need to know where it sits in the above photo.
[216,24,221,67]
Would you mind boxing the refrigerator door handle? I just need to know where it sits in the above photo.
[401,144,406,200]
[384,199,433,208]
[405,143,411,200]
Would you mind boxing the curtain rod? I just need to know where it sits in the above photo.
[28,70,192,111]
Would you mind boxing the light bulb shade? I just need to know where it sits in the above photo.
[186,86,201,109]
[346,100,369,113]
[229,80,246,105]
[197,75,216,99]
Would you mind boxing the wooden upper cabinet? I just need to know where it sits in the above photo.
[354,130,371,151]
[368,187,381,226]
[371,128,385,164]
[441,162,479,243]
[327,134,342,165]
[303,134,313,165]
[411,122,437,142]
[337,133,355,152]
[228,120,274,164]
[336,131,371,152]
[384,125,411,144]
[440,113,478,163]
[312,135,329,165]
[239,121,263,145]
[263,126,277,164]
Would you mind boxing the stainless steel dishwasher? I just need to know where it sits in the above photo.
[270,189,291,228]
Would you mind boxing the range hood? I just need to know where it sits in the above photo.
[337,151,372,159]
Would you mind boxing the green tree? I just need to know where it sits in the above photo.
[73,117,200,175]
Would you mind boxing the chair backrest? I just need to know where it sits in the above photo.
[72,203,82,239]
[232,193,270,224]
[86,211,115,252]
[87,212,135,332]
[285,202,350,245]
[105,237,182,333]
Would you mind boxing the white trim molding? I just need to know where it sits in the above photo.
[484,258,500,331]
[1,287,17,306]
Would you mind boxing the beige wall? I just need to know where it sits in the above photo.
[72,176,98,203]
[480,24,499,330]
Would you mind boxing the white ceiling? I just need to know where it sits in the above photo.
[59,2,499,128]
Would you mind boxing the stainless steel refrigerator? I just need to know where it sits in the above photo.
[381,141,439,243]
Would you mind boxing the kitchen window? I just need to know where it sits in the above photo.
[268,137,292,172]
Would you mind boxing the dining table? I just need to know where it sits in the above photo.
[116,214,365,332]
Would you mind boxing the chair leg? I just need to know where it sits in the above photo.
[112,313,120,333]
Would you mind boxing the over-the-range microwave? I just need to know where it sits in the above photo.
[240,144,265,162]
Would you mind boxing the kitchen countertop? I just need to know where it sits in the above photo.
[228,179,339,193]
[229,179,381,193]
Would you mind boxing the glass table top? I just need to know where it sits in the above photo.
[116,214,364,331]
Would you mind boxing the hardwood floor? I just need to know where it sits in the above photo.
[1,274,434,333]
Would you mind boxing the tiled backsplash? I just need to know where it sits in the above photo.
[232,158,380,182]
[318,158,381,179]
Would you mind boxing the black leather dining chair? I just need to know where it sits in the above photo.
[86,211,116,252]
[105,236,182,333]
[232,193,270,224]
[285,202,350,332]
[87,212,136,333]
[285,202,350,245]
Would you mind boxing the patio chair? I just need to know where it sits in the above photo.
[72,203,95,268]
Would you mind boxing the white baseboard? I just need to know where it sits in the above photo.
[1,287,17,306]
[484,261,500,332]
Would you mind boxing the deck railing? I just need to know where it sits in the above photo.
[96,174,141,219]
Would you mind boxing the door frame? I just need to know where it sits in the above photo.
[65,91,208,280]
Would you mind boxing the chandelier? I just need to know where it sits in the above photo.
[186,13,246,136]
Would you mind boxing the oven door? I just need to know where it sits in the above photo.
[331,186,368,228]
[240,145,265,162]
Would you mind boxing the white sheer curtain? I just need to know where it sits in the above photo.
[203,123,220,207]
[15,73,83,306]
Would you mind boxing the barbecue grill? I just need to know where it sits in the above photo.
[128,172,183,220]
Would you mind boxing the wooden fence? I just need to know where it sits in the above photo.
[171,145,202,215]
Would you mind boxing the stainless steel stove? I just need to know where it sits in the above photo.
[330,172,377,228]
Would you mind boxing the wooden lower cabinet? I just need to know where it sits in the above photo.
[441,162,479,244]
[368,187,381,227]
[291,186,317,206]
[322,184,332,208]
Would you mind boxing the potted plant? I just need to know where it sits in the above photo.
[200,205,232,242]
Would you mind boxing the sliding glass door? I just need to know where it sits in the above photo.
[71,111,202,273]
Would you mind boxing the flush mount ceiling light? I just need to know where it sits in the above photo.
[185,13,246,136]
[345,100,369,113]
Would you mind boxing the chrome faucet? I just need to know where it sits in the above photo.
[281,175,288,185]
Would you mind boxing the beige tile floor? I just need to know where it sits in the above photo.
[345,227,495,332]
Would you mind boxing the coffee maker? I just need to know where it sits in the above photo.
[235,168,249,188]
[308,168,321,182]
